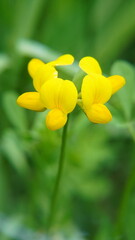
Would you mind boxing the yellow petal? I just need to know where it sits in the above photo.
[17,92,45,111]
[108,75,126,94]
[40,78,63,109]
[79,57,102,75]
[81,75,95,109]
[81,74,112,110]
[58,80,78,113]
[28,58,45,78]
[85,104,112,124]
[33,64,58,92]
[49,54,74,66]
[46,109,67,130]
[40,78,78,114]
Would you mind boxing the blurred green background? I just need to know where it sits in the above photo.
[1,0,135,239]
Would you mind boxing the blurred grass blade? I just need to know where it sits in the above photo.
[95,0,135,65]
[11,0,46,41]
[92,0,123,29]
[0,54,11,73]
[17,39,60,61]
[2,91,28,132]
[1,130,29,175]
[16,39,78,76]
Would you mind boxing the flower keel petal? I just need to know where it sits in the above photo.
[85,104,112,124]
[46,109,67,130]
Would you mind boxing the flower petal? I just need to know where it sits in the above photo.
[28,58,45,78]
[46,109,67,130]
[81,74,112,110]
[33,65,58,92]
[58,80,78,113]
[40,78,78,114]
[79,57,102,75]
[40,78,63,110]
[81,75,95,109]
[108,75,126,94]
[17,92,45,111]
[85,104,112,124]
[49,54,74,66]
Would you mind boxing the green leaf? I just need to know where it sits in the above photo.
[111,60,135,120]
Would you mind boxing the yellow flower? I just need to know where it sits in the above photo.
[28,54,74,92]
[79,57,126,124]
[17,54,74,112]
[40,78,78,130]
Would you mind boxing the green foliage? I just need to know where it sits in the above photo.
[0,0,135,239]
[2,91,28,132]
[111,61,135,120]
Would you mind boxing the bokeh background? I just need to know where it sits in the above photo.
[1,0,135,239]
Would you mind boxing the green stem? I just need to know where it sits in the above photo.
[47,118,69,231]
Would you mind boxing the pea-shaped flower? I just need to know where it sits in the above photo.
[17,54,74,112]
[40,78,78,130]
[79,57,126,124]
[28,54,74,92]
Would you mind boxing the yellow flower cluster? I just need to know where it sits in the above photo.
[17,54,125,130]
[79,57,125,123]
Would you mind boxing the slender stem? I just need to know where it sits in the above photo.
[47,118,69,231]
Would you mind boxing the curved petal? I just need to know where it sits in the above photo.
[49,54,74,66]
[81,75,95,109]
[28,58,45,78]
[81,74,112,110]
[58,80,78,113]
[79,57,102,75]
[16,92,45,111]
[40,78,63,110]
[46,109,67,130]
[33,65,58,92]
[40,78,78,114]
[85,104,112,124]
[108,75,126,94]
